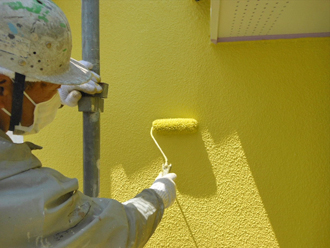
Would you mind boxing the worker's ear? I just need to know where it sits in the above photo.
[0,74,12,107]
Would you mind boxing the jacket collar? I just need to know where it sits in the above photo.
[0,130,42,181]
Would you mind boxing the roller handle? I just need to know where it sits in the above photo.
[162,163,172,176]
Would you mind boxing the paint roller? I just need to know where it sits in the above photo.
[150,118,198,175]
[151,118,199,246]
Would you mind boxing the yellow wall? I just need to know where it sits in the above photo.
[27,0,330,247]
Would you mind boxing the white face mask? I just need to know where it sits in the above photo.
[2,91,62,135]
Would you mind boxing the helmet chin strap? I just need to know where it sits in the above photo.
[9,73,26,131]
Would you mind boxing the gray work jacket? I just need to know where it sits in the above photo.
[0,130,164,248]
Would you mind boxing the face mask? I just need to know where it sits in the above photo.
[2,91,61,135]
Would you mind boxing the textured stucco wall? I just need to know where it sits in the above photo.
[27,0,330,247]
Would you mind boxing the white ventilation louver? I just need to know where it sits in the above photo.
[211,0,330,43]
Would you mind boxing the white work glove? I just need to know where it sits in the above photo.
[58,60,103,107]
[150,173,177,208]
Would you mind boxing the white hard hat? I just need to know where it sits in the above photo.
[0,0,91,85]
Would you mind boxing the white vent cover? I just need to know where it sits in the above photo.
[211,0,330,43]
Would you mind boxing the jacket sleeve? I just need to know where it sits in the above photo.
[0,167,164,248]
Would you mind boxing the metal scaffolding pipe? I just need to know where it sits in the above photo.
[81,0,100,197]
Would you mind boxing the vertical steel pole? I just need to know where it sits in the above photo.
[81,0,100,197]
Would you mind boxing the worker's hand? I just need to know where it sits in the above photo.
[150,172,177,208]
[58,60,103,107]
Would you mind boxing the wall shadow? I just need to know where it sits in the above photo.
[151,132,217,197]
[197,38,330,247]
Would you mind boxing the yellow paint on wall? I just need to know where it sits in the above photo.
[27,0,330,247]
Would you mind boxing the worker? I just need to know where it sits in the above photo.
[0,0,177,247]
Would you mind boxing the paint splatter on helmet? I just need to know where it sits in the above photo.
[0,0,91,85]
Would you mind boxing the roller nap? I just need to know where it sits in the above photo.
[152,118,198,134]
